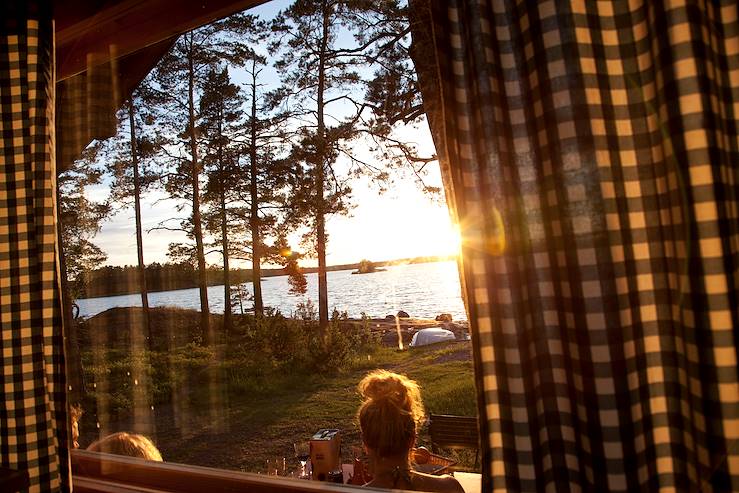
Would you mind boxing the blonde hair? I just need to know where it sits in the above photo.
[87,432,163,461]
[70,404,82,449]
[70,404,83,423]
[357,370,425,458]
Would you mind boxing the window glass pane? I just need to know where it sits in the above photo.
[61,1,479,489]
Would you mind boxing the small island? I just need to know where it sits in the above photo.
[351,259,387,274]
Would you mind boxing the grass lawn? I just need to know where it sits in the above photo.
[76,308,479,474]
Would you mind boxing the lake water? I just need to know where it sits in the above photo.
[76,260,467,321]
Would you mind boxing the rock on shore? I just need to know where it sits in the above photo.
[357,316,469,347]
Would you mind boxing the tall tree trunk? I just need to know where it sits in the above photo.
[56,192,85,403]
[220,185,231,332]
[128,99,151,342]
[218,131,232,334]
[248,62,264,316]
[315,2,331,332]
[186,38,211,341]
[129,101,154,433]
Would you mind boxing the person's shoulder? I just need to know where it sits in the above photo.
[413,472,464,493]
[438,474,465,493]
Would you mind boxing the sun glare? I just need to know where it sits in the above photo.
[442,224,463,256]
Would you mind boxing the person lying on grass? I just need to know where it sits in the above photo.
[87,431,163,461]
[357,370,463,493]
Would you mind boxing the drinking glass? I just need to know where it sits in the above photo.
[294,441,310,479]
[267,458,284,476]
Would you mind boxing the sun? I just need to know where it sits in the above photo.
[438,223,462,256]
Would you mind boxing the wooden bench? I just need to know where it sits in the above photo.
[428,414,479,468]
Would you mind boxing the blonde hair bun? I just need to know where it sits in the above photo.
[358,370,425,426]
[357,370,425,457]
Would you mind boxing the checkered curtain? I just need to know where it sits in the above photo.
[56,52,120,173]
[1,2,71,492]
[412,0,739,491]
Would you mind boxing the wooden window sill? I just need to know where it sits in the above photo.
[72,450,386,493]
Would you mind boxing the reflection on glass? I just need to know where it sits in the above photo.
[60,0,479,485]
[294,442,310,479]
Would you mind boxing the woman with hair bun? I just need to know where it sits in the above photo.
[357,370,463,492]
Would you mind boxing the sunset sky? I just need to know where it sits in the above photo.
[90,0,459,269]
[93,143,458,268]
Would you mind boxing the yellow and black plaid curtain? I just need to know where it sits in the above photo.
[414,0,739,491]
[1,2,71,492]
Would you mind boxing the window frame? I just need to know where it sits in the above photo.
[58,2,483,491]
[72,449,386,493]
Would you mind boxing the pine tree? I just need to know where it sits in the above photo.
[275,236,307,296]
[235,54,295,316]
[270,1,436,331]
[200,67,244,334]
[57,144,110,402]
[151,14,256,342]
[271,0,370,331]
[104,83,161,340]
[357,1,439,191]
[58,145,110,299]
[286,257,308,296]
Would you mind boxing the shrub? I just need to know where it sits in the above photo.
[264,310,310,365]
[307,310,379,372]
[233,309,311,367]
[293,300,317,321]
[169,339,215,368]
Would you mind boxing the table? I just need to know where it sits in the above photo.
[340,464,481,493]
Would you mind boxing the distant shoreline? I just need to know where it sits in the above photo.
[266,254,457,276]
[77,255,458,300]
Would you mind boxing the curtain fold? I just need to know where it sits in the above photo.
[0,2,71,492]
[412,0,739,491]
[56,50,120,173]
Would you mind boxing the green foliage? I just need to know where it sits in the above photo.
[81,309,384,420]
[407,361,478,417]
[105,85,161,210]
[199,67,245,319]
[285,258,308,295]
[169,339,215,368]
[58,144,110,299]
[250,309,310,366]
[77,308,479,473]
[82,335,218,417]
[422,374,477,417]
[230,284,253,314]
[228,307,377,372]
[307,310,379,372]
[293,299,317,321]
